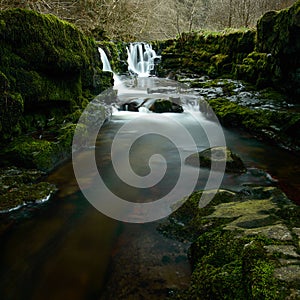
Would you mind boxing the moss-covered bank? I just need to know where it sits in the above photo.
[204,93,300,152]
[0,9,113,170]
[155,28,255,80]
[155,0,300,100]
[159,186,300,299]
[237,0,300,97]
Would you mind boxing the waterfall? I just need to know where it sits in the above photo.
[98,47,123,87]
[98,48,112,72]
[127,43,160,77]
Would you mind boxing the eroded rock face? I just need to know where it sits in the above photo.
[185,146,247,173]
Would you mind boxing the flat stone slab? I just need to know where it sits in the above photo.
[274,265,300,283]
[208,199,278,219]
[243,224,293,241]
[264,245,300,258]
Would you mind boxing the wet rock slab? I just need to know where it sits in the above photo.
[159,186,300,299]
[0,167,57,213]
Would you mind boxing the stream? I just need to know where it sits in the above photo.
[0,77,299,300]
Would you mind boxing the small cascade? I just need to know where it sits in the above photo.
[127,43,160,77]
[98,47,112,72]
[98,47,122,87]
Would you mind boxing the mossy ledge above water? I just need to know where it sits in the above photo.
[158,186,300,299]
[207,97,300,152]
[0,9,114,211]
[0,8,114,171]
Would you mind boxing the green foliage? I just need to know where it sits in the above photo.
[251,260,279,299]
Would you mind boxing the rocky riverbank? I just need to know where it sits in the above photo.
[158,185,300,299]
[181,77,300,153]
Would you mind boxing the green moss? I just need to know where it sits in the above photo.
[7,137,57,171]
[0,181,56,212]
[149,99,183,113]
[0,8,113,142]
[251,259,279,299]
[158,190,237,242]
[97,41,128,73]
[160,183,300,299]
[186,230,285,300]
[158,29,255,77]
[57,123,77,149]
[255,1,300,97]
[207,97,300,149]
[0,77,24,139]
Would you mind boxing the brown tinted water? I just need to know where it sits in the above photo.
[0,78,299,299]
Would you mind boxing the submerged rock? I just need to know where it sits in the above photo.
[119,98,184,113]
[185,146,246,173]
[149,99,183,113]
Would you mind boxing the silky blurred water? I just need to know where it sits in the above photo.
[0,77,299,300]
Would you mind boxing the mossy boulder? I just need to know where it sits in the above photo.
[149,99,183,113]
[1,125,81,171]
[237,1,300,98]
[185,146,247,173]
[0,71,24,139]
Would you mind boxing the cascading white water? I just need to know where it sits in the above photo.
[98,47,122,87]
[127,43,160,77]
[98,47,112,72]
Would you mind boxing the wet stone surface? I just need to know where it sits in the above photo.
[0,166,57,212]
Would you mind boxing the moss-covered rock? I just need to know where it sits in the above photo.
[185,146,247,173]
[0,166,57,212]
[0,8,114,172]
[156,29,255,79]
[0,8,113,142]
[160,186,300,299]
[149,99,183,113]
[235,1,300,98]
[97,40,129,74]
[156,1,300,100]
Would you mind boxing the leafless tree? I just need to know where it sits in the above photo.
[0,0,297,39]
